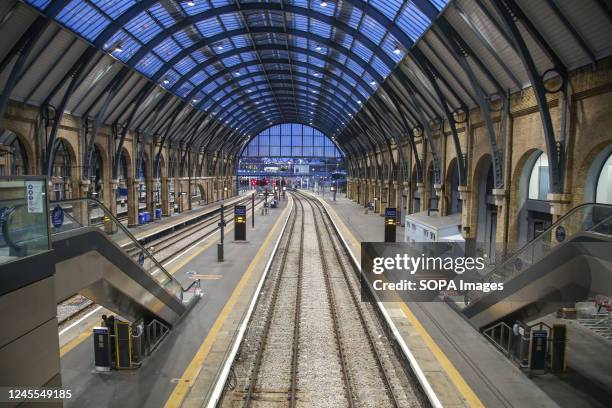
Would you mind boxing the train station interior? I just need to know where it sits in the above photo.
[1,0,612,407]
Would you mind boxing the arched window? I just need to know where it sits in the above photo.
[52,140,72,178]
[89,145,103,199]
[528,153,550,201]
[0,130,28,175]
[596,153,612,204]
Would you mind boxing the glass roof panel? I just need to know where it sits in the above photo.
[28,0,446,132]
[93,0,136,19]
[124,11,163,43]
[57,1,110,41]
[105,29,140,61]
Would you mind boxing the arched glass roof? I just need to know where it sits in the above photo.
[25,0,449,136]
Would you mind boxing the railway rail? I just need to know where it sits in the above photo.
[218,192,429,408]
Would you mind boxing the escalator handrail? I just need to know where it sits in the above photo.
[51,197,185,295]
[474,202,612,287]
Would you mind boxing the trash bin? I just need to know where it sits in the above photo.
[104,216,117,234]
[144,211,151,223]
[155,208,162,219]
[138,213,145,225]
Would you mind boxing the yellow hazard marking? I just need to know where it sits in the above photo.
[322,198,484,408]
[163,199,292,408]
[60,323,97,357]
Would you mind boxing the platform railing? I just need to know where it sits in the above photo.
[466,203,612,303]
[49,197,183,301]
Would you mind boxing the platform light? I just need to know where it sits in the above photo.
[192,98,199,103]
[234,71,241,76]
[311,102,315,105]
[216,44,224,50]
[357,100,362,104]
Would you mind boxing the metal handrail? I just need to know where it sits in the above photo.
[503,202,612,262]
[51,197,185,299]
[468,203,612,300]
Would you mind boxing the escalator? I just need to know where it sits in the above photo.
[461,203,612,330]
[50,198,199,326]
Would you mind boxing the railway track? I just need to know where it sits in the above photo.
[141,196,264,265]
[219,192,429,408]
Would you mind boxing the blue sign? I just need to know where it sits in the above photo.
[555,226,566,243]
[138,252,145,266]
[51,205,64,228]
[384,207,397,218]
[234,205,247,216]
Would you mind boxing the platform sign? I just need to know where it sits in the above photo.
[384,207,397,243]
[234,205,247,241]
[51,205,64,228]
[25,180,44,213]
[93,327,111,371]
[529,330,548,372]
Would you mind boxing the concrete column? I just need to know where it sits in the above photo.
[178,177,188,213]
[146,176,155,216]
[70,179,91,226]
[127,178,138,227]
[109,179,119,217]
[393,181,400,211]
[458,185,471,239]
[161,177,170,216]
[188,178,196,210]
[417,182,426,212]
[434,183,444,214]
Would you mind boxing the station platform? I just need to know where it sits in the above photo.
[308,191,559,408]
[57,196,292,407]
[126,192,253,243]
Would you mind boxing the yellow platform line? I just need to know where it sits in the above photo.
[163,200,291,408]
[323,199,484,408]
[60,323,97,357]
